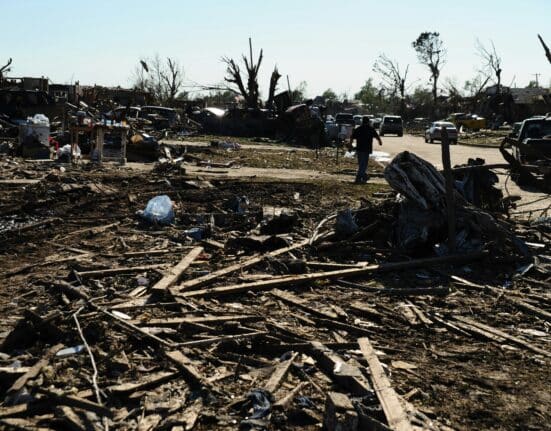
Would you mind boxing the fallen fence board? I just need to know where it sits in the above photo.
[453,316,551,357]
[175,239,310,292]
[181,252,485,298]
[151,246,204,293]
[358,337,414,431]
[264,352,298,394]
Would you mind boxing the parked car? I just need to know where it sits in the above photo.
[370,117,382,129]
[425,121,458,144]
[379,115,403,136]
[447,112,486,131]
[140,106,181,129]
[335,113,355,126]
[510,122,523,139]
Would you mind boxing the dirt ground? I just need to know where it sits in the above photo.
[0,142,549,430]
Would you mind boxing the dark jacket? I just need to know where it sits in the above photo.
[352,124,379,153]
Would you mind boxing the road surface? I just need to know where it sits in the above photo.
[376,134,503,168]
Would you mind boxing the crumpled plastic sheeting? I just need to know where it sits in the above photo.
[384,151,446,210]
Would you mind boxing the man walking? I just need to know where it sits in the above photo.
[349,117,382,183]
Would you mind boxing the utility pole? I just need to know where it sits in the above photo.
[440,126,456,253]
[532,73,540,87]
[286,75,292,103]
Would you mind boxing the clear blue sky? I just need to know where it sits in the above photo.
[2,0,550,98]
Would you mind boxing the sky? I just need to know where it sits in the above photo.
[2,0,550,99]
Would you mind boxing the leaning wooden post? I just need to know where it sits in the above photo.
[440,126,456,252]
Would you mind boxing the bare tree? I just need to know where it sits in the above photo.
[373,54,410,115]
[476,39,502,93]
[161,57,183,103]
[222,38,264,109]
[0,58,13,86]
[537,34,551,65]
[132,55,184,105]
[461,72,491,112]
[412,32,446,113]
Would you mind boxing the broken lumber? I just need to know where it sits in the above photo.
[75,264,165,279]
[309,341,372,396]
[453,316,551,357]
[175,239,309,292]
[108,370,181,394]
[177,330,266,348]
[324,392,359,431]
[263,352,298,394]
[151,246,204,293]
[165,350,210,388]
[181,252,484,298]
[7,343,64,394]
[503,296,551,322]
[270,289,338,319]
[137,314,260,327]
[37,387,112,418]
[358,337,414,431]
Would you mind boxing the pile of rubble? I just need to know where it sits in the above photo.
[0,153,549,430]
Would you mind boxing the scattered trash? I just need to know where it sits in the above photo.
[56,345,85,357]
[140,195,175,225]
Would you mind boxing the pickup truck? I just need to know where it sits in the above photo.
[500,115,551,190]
[511,115,551,164]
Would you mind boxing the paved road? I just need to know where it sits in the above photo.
[379,135,549,217]
[377,134,503,168]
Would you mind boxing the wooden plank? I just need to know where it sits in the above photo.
[165,350,210,388]
[175,239,310,292]
[151,246,204,293]
[273,382,308,410]
[313,318,377,337]
[396,303,420,326]
[137,314,260,327]
[502,296,551,322]
[323,392,359,431]
[8,343,64,394]
[358,337,414,431]
[100,309,174,347]
[0,366,30,375]
[406,301,432,326]
[177,331,266,348]
[38,388,112,418]
[309,341,372,396]
[56,406,88,431]
[108,370,181,394]
[264,352,298,394]
[337,280,450,296]
[76,264,165,279]
[181,252,485,298]
[453,316,551,357]
[270,289,338,319]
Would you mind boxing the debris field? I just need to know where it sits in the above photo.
[0,154,549,431]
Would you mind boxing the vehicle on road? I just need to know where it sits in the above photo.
[370,117,382,128]
[510,115,551,164]
[379,115,403,136]
[447,112,486,131]
[335,113,355,126]
[510,122,523,139]
[425,121,458,144]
